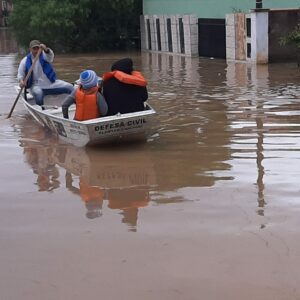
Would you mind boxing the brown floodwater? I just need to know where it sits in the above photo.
[1,41,300,299]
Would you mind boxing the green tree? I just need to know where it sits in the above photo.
[279,25,300,48]
[279,25,300,66]
[9,0,142,52]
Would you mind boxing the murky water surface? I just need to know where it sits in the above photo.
[1,38,300,299]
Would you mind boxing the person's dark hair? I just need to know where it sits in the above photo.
[111,58,133,74]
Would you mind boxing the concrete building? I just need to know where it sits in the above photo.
[0,0,16,54]
[0,0,13,27]
[141,0,300,63]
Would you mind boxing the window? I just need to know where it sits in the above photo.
[167,18,173,52]
[247,43,251,58]
[179,18,185,54]
[147,19,152,50]
[156,19,161,51]
[246,18,251,38]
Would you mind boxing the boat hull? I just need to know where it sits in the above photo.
[18,88,156,147]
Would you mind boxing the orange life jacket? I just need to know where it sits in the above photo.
[108,189,149,209]
[74,86,100,121]
[80,180,105,202]
[103,70,147,87]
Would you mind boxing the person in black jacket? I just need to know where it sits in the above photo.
[102,58,148,116]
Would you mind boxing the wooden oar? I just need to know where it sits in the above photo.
[7,47,43,118]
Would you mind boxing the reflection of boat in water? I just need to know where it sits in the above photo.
[19,127,61,192]
[19,124,156,230]
[58,145,156,188]
[59,145,156,231]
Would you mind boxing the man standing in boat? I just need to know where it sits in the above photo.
[17,40,74,108]
[102,58,148,116]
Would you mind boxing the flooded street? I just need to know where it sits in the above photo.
[1,41,300,299]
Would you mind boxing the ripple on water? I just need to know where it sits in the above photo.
[1,53,300,222]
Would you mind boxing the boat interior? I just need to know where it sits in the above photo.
[22,89,154,120]
[23,90,75,118]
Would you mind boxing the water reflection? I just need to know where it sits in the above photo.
[226,61,300,227]
[2,49,300,300]
[16,105,235,231]
[144,52,300,223]
[18,119,156,231]
[59,145,155,232]
[142,53,234,192]
[4,50,300,232]
[18,119,59,191]
[226,62,268,220]
[0,29,18,54]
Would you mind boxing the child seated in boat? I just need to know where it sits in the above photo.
[102,58,148,116]
[62,70,108,120]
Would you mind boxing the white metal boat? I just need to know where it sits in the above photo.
[16,87,156,147]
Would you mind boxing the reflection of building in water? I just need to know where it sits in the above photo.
[0,29,18,54]
[226,62,268,222]
[142,52,200,87]
[143,52,232,192]
[226,62,269,89]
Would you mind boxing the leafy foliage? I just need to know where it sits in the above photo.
[279,26,300,48]
[8,0,142,52]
